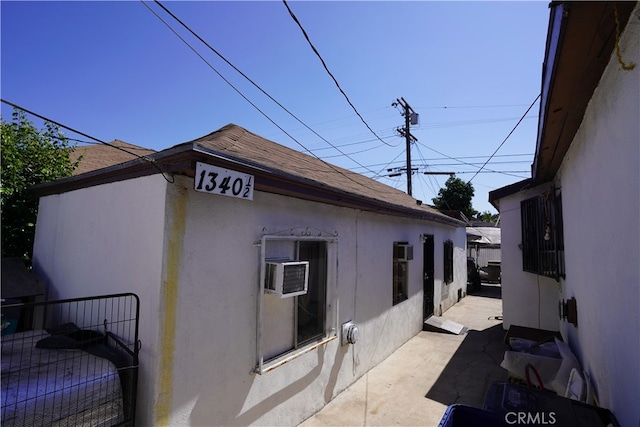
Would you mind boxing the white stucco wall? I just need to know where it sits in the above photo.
[496,6,639,426]
[32,174,169,425]
[156,176,466,426]
[497,184,562,332]
[554,7,639,426]
[32,171,465,426]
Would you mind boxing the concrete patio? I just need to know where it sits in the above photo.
[299,286,507,426]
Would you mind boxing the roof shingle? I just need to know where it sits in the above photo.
[188,124,450,221]
[71,140,156,175]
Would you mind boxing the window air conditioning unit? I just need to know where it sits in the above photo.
[395,244,414,261]
[264,260,309,298]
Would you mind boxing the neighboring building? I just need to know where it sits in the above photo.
[70,139,156,175]
[489,2,639,426]
[466,223,501,270]
[32,124,466,426]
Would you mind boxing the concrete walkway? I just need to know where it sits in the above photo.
[299,288,507,426]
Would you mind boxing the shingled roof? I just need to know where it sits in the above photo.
[35,124,461,226]
[71,140,156,175]
[183,124,456,223]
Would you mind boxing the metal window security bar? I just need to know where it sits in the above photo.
[520,191,565,281]
[1,293,140,427]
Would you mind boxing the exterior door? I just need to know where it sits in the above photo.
[423,234,435,319]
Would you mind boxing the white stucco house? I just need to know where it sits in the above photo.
[32,124,466,426]
[489,2,639,426]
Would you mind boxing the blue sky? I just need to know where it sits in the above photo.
[1,1,550,214]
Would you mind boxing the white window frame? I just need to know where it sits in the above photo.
[255,234,338,375]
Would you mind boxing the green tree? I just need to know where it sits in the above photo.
[432,175,478,219]
[1,109,78,261]
[476,210,499,223]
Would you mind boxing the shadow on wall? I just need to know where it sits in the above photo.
[425,324,507,408]
[188,340,347,426]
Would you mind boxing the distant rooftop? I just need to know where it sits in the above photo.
[71,140,156,175]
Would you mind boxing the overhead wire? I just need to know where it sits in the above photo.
[418,115,536,129]
[418,142,529,180]
[0,98,175,183]
[148,0,535,196]
[414,142,459,211]
[414,142,440,199]
[418,103,531,110]
[468,94,541,183]
[456,170,529,174]
[416,160,531,167]
[373,149,406,179]
[282,0,392,148]
[145,1,387,182]
[348,153,534,172]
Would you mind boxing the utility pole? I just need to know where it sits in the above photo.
[391,97,418,196]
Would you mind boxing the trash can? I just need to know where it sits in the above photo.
[438,404,509,427]
[484,382,619,427]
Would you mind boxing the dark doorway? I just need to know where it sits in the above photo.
[423,234,435,319]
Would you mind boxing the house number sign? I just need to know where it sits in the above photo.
[195,162,254,200]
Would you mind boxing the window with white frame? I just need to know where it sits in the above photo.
[257,235,336,373]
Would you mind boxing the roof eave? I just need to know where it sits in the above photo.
[532,1,636,185]
[488,178,532,210]
[32,144,463,227]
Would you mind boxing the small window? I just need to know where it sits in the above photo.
[393,242,409,305]
[443,240,454,285]
[520,191,565,281]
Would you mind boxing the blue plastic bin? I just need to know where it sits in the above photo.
[438,404,509,427]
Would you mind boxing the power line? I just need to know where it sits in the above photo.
[354,160,531,170]
[145,1,421,197]
[289,113,537,149]
[146,1,383,179]
[421,160,531,166]
[455,170,529,174]
[348,153,533,172]
[282,0,392,148]
[282,112,537,158]
[418,115,536,129]
[374,149,406,179]
[0,98,174,183]
[467,93,541,183]
[418,142,529,180]
[418,103,532,110]
[414,142,440,198]
[140,2,306,154]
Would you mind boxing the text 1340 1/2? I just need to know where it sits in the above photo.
[195,162,254,200]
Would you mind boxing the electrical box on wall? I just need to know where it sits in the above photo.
[341,321,360,346]
[264,260,309,298]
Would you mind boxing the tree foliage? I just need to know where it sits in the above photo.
[432,175,478,219]
[477,210,499,223]
[1,109,78,260]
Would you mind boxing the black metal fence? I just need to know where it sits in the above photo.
[1,293,140,426]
